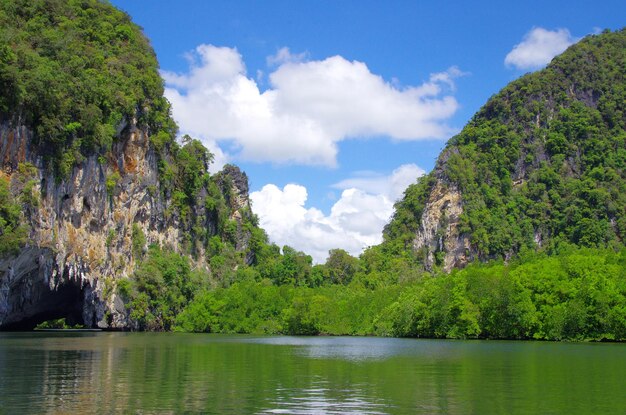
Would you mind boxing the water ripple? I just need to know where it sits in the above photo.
[258,379,392,414]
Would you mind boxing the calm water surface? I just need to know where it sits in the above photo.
[0,332,624,414]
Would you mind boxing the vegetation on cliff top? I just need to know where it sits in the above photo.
[0,0,177,176]
[384,28,626,268]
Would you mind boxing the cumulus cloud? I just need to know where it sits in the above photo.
[250,164,424,263]
[505,27,577,70]
[162,44,461,166]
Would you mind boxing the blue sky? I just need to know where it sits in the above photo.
[110,0,625,262]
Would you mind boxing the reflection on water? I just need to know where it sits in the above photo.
[260,378,390,414]
[248,335,468,363]
[250,335,421,361]
[0,332,625,414]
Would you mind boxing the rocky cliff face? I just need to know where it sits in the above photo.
[412,179,472,271]
[402,145,476,272]
[0,119,253,329]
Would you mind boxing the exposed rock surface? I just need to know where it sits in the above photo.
[0,119,253,329]
[412,181,472,271]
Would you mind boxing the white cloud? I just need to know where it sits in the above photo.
[332,164,425,200]
[266,47,309,66]
[428,66,467,91]
[249,164,424,263]
[505,27,577,70]
[162,44,461,166]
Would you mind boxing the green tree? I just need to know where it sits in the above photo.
[325,249,359,285]
[0,175,27,256]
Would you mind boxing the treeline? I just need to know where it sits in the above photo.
[119,243,626,341]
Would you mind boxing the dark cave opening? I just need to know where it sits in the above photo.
[0,280,86,331]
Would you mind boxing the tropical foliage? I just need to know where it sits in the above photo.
[170,246,626,341]
[0,174,27,255]
[385,28,626,265]
[0,0,177,177]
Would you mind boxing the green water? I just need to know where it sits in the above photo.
[0,333,624,414]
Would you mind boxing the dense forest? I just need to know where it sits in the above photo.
[100,241,626,341]
[172,246,626,341]
[1,1,625,340]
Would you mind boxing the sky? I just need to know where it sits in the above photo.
[110,0,625,262]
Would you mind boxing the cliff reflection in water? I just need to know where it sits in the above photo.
[1,332,625,414]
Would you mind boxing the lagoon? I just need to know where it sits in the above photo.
[0,332,624,414]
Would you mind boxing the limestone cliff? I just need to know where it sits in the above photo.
[0,119,255,329]
[411,178,472,271]
[0,0,263,329]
